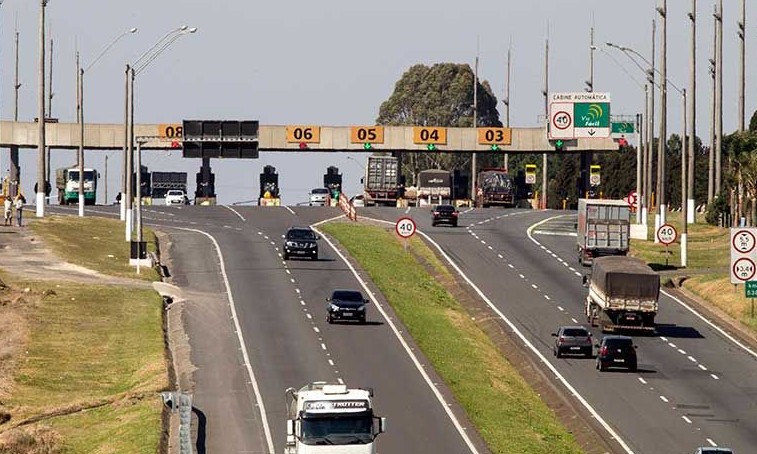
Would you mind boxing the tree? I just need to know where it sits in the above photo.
[376,63,501,182]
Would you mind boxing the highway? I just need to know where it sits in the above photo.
[48,204,489,453]
[47,204,757,453]
[359,206,757,454]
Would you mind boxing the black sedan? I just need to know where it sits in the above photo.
[431,204,459,227]
[327,289,369,324]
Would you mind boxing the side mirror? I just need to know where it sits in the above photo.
[582,275,590,287]
[286,420,295,436]
[378,416,387,434]
[550,333,557,337]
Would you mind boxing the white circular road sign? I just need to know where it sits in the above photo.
[732,257,757,282]
[732,230,757,254]
[626,191,638,209]
[395,217,417,239]
[657,223,677,245]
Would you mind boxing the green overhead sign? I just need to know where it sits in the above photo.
[573,102,610,128]
[611,122,635,134]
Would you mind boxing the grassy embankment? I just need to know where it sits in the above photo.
[320,222,582,454]
[630,212,757,333]
[0,216,167,453]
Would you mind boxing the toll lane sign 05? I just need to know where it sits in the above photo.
[731,228,757,284]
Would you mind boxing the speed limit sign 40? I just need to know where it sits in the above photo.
[395,217,417,239]
[657,224,678,245]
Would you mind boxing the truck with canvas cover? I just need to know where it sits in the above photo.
[363,155,399,206]
[476,169,516,208]
[417,169,452,205]
[285,382,386,454]
[584,256,660,333]
[576,198,631,266]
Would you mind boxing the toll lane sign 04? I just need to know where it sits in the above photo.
[731,228,757,284]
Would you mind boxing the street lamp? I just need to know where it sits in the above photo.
[123,25,196,240]
[124,26,197,247]
[77,27,137,217]
[607,41,689,267]
[36,0,50,218]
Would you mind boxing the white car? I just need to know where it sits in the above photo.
[309,188,330,206]
[350,194,365,207]
[165,190,188,206]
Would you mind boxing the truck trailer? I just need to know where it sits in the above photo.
[576,198,631,266]
[285,382,386,454]
[417,169,452,205]
[584,256,660,333]
[476,169,516,208]
[363,155,399,206]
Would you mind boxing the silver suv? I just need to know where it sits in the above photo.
[552,325,593,358]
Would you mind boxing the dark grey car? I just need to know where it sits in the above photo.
[327,289,369,324]
[552,326,593,358]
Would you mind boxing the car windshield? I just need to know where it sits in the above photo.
[562,328,589,337]
[436,205,455,212]
[167,191,183,196]
[287,229,316,240]
[311,188,329,194]
[605,338,633,348]
[332,291,364,302]
[300,415,374,445]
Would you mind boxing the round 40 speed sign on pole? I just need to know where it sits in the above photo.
[395,217,417,239]
[657,223,678,245]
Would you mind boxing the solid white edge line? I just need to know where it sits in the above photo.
[311,219,482,454]
[173,227,275,454]
[224,205,246,222]
[284,206,296,215]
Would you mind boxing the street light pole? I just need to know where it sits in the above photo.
[688,0,697,224]
[657,0,667,227]
[36,0,48,218]
[681,88,688,267]
[738,0,745,132]
[715,0,723,196]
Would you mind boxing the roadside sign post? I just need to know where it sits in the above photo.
[731,228,757,285]
[395,217,417,252]
[656,224,677,267]
[746,281,757,317]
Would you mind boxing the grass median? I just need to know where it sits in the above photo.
[320,222,582,454]
[0,216,167,452]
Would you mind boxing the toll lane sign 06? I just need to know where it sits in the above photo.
[731,228,757,284]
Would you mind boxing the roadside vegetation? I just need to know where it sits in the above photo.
[320,222,583,454]
[631,212,757,333]
[0,216,167,453]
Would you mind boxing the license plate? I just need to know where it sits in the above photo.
[613,359,625,363]
[342,312,353,317]
[570,347,581,350]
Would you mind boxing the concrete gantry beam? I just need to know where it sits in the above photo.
[0,121,619,153]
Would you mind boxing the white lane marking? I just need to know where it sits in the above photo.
[660,337,668,342]
[290,278,296,283]
[698,364,708,371]
[337,378,344,384]
[310,221,482,454]
[574,271,582,277]
[659,395,669,403]
[571,318,579,324]
[497,254,503,259]
[706,438,717,447]
[313,327,320,333]
[328,359,335,366]
[295,289,301,294]
[321,343,327,350]
[682,416,692,424]
[557,306,565,312]
[306,313,312,320]
[284,206,296,215]
[669,343,678,349]
[223,225,232,229]
[405,207,411,214]
[687,356,697,363]
[710,374,719,380]
[678,349,687,355]
[285,269,291,275]
[519,274,525,279]
[224,205,246,221]
[264,236,269,240]
[638,377,647,385]
[487,245,493,250]
[172,227,274,453]
[480,240,487,245]
[531,284,538,289]
[300,301,306,306]
[544,295,551,301]
[508,264,515,269]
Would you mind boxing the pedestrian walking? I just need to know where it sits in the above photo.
[14,193,25,227]
[3,197,11,226]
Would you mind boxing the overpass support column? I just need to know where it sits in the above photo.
[9,147,20,197]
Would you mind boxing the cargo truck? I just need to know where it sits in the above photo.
[576,198,631,266]
[583,256,660,333]
[476,168,516,208]
[417,169,452,205]
[363,155,399,206]
[55,166,99,205]
[285,382,386,454]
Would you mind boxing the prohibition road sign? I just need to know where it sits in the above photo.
[657,223,677,245]
[732,230,757,254]
[732,257,757,282]
[626,191,638,209]
[395,217,417,239]
[552,111,572,130]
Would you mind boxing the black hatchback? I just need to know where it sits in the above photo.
[327,289,369,324]
[431,204,459,227]
[596,335,637,371]
[282,227,319,260]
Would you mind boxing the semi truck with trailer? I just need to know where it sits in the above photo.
[576,198,631,266]
[55,166,99,205]
[475,168,516,208]
[285,382,386,454]
[417,169,452,206]
[363,155,399,206]
[583,256,660,333]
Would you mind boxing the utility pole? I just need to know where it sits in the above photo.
[648,19,656,230]
[681,88,688,266]
[688,0,697,224]
[715,0,723,196]
[657,0,667,228]
[708,6,716,203]
[738,0,746,132]
[471,40,478,206]
[46,35,53,194]
[10,20,20,196]
[503,39,511,170]
[121,65,129,221]
[36,0,48,218]
[542,34,549,210]
[587,26,595,92]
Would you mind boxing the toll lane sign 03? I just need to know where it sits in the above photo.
[549,92,611,140]
[731,228,757,284]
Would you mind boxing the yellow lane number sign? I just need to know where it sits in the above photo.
[286,126,321,143]
[159,124,183,139]
[350,126,385,143]
[478,127,511,145]
[413,127,447,145]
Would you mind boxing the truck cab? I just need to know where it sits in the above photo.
[285,382,386,454]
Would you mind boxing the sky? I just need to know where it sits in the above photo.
[0,0,752,205]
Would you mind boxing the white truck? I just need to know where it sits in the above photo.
[583,256,660,333]
[576,198,631,266]
[285,382,386,454]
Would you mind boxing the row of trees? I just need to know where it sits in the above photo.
[375,62,755,225]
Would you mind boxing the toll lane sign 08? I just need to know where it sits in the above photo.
[731,228,757,284]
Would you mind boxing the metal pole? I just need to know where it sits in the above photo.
[643,83,650,225]
[504,40,511,170]
[708,7,716,203]
[681,89,688,267]
[542,36,549,210]
[10,24,20,194]
[688,0,697,223]
[125,67,134,241]
[715,0,723,195]
[36,0,47,218]
[136,140,142,275]
[637,112,643,225]
[78,65,84,216]
[46,36,52,200]
[589,26,595,92]
[471,49,478,205]
[650,19,658,239]
[657,0,667,227]
[738,0,745,132]
[104,154,108,205]
[121,65,128,221]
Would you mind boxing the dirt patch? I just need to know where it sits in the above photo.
[0,425,61,454]
[413,245,619,454]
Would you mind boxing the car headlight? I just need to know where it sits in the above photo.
[329,303,339,311]
[286,241,296,247]
[357,306,365,311]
